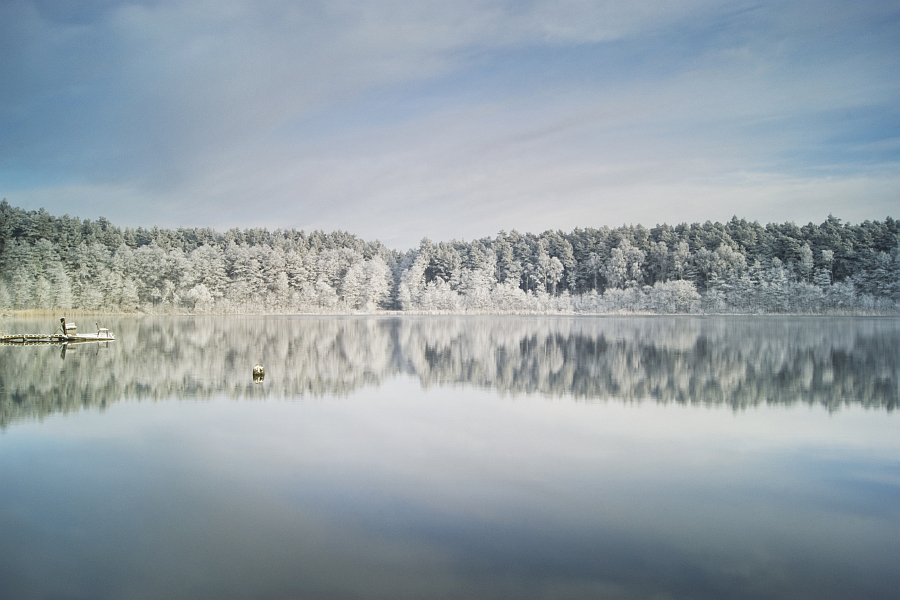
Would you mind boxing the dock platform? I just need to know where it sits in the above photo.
[0,333,115,345]
[0,318,115,345]
[0,333,69,345]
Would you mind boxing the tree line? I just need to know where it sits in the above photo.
[1,199,898,313]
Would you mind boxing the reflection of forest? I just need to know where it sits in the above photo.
[2,316,897,427]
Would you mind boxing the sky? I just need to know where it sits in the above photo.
[1,0,898,250]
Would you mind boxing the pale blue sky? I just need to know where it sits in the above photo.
[1,0,898,249]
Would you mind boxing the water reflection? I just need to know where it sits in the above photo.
[2,317,899,600]
[1,315,898,427]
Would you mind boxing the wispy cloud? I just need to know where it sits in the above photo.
[1,0,898,248]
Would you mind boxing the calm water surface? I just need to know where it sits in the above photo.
[1,316,898,599]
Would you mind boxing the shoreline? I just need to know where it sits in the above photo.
[4,308,898,318]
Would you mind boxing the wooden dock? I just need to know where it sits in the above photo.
[0,333,115,345]
[0,333,69,345]
[0,319,115,345]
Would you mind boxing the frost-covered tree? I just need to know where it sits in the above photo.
[602,240,645,289]
[798,242,814,282]
[647,280,700,313]
[647,241,670,284]
[602,246,628,289]
[360,256,392,310]
[189,245,228,298]
[671,241,692,281]
[398,244,431,310]
[586,252,603,291]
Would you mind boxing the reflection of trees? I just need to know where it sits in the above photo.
[396,317,899,411]
[2,316,897,427]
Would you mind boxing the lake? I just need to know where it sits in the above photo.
[1,315,898,600]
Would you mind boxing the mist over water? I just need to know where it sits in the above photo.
[1,316,898,599]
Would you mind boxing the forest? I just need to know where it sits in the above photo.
[0,200,898,314]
